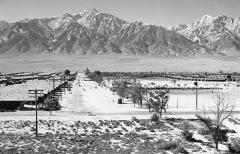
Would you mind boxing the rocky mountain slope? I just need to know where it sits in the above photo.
[169,15,240,55]
[0,9,239,56]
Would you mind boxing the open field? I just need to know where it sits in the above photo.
[0,54,240,73]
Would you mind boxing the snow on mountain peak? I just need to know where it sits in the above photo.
[78,8,99,17]
[196,15,213,25]
[213,15,235,24]
[168,14,240,52]
[19,18,31,23]
[47,13,73,29]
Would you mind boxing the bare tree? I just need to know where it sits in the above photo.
[196,93,235,150]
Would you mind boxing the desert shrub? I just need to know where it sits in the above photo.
[182,130,194,141]
[138,126,146,131]
[150,113,159,122]
[105,129,110,133]
[116,130,123,135]
[180,122,195,130]
[150,128,155,132]
[139,119,148,126]
[173,145,189,154]
[228,138,240,153]
[169,120,195,130]
[123,120,133,127]
[198,127,210,135]
[139,133,153,140]
[132,116,140,123]
[125,131,138,140]
[135,127,141,132]
[216,129,229,142]
[158,141,178,150]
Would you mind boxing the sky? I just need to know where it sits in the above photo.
[0,0,239,27]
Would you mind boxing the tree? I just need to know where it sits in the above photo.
[172,79,177,86]
[128,83,146,107]
[44,96,61,111]
[94,70,101,76]
[195,94,235,150]
[129,87,138,108]
[112,80,129,103]
[148,90,169,119]
[85,67,90,75]
[88,72,103,85]
[226,74,232,81]
[145,91,151,112]
[64,69,71,76]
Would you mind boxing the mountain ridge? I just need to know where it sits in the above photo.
[0,9,239,56]
[168,14,240,55]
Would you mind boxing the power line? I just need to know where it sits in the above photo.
[28,89,44,138]
[194,81,198,110]
[48,74,67,115]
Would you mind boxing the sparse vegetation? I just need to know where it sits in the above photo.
[195,94,235,150]
[0,115,235,153]
[173,145,189,154]
[158,140,178,150]
[198,127,210,136]
[150,113,159,122]
[182,130,194,141]
[228,138,240,153]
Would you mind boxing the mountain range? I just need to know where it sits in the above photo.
[169,15,240,55]
[0,8,239,56]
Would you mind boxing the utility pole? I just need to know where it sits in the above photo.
[28,89,44,138]
[194,81,198,110]
[53,75,55,90]
[50,74,68,93]
[49,74,68,115]
[177,97,178,109]
[49,74,56,116]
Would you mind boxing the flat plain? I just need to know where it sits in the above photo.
[0,54,240,73]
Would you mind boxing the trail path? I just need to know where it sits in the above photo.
[59,72,146,114]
